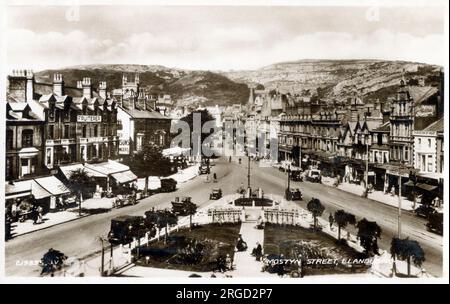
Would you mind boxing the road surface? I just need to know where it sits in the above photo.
[5,158,443,277]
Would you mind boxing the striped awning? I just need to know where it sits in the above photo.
[111,170,137,184]
[34,176,70,196]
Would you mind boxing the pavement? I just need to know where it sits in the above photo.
[232,221,269,277]
[5,157,443,278]
[321,177,415,211]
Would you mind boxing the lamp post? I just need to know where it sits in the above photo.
[398,170,402,238]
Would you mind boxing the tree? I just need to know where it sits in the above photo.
[307,198,325,229]
[145,210,178,244]
[390,237,425,277]
[66,168,94,196]
[185,202,198,230]
[356,218,382,256]
[180,110,215,157]
[334,210,356,240]
[40,248,67,276]
[124,143,172,196]
[66,168,95,215]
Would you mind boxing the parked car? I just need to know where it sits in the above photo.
[290,170,303,182]
[160,178,177,192]
[306,169,322,183]
[414,204,436,218]
[171,197,197,216]
[198,164,210,175]
[108,215,145,245]
[210,188,223,200]
[426,212,443,235]
[285,188,303,201]
[280,161,293,172]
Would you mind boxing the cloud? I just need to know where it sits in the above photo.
[6,27,445,72]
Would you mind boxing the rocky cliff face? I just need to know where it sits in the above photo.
[224,59,442,103]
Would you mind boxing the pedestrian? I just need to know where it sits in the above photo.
[213,173,217,182]
[37,205,44,224]
[225,254,232,270]
[328,213,334,229]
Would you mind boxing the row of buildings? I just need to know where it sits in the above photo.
[236,75,444,204]
[5,70,173,212]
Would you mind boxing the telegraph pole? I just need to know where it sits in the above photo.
[247,155,251,189]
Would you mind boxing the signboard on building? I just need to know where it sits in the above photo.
[119,139,130,155]
[77,115,102,122]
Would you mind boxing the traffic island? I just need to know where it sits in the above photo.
[263,223,371,277]
[131,223,241,272]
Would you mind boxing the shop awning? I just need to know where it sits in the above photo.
[111,170,137,184]
[415,183,437,192]
[137,176,161,191]
[59,164,86,179]
[31,180,52,199]
[162,147,191,157]
[85,160,130,176]
[5,181,32,200]
[34,176,70,196]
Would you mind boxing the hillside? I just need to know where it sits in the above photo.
[35,65,250,107]
[35,60,442,108]
[224,59,442,103]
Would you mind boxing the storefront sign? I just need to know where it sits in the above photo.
[119,139,130,155]
[77,115,102,122]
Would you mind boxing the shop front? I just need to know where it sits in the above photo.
[34,176,71,212]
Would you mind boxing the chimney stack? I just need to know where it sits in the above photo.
[77,81,83,89]
[82,77,92,98]
[99,81,107,99]
[7,70,34,102]
[26,70,34,102]
[53,73,64,96]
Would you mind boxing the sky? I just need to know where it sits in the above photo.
[4,3,447,71]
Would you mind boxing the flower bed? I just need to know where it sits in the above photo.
[132,223,241,272]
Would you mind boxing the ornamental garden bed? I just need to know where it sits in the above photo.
[132,223,241,272]
[263,223,370,276]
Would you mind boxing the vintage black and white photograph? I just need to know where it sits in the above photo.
[1,0,448,283]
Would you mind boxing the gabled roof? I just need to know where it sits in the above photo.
[373,121,390,132]
[422,117,444,133]
[408,86,439,105]
[119,106,171,120]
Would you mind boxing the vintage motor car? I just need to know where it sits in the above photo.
[426,212,443,235]
[108,215,145,245]
[171,197,197,216]
[285,188,303,201]
[198,164,210,175]
[306,169,322,183]
[290,170,303,182]
[160,178,177,192]
[210,188,223,200]
[414,204,436,218]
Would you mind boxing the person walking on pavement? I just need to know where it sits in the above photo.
[329,213,334,229]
